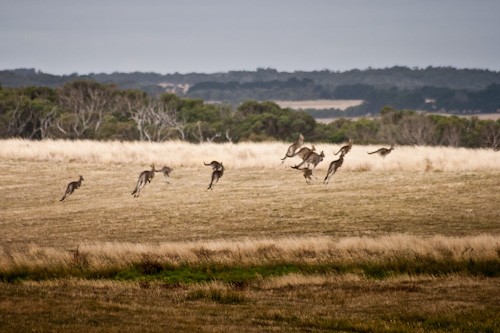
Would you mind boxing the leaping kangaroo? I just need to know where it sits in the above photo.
[156,166,173,183]
[294,167,317,184]
[324,152,345,185]
[368,144,394,157]
[291,150,324,170]
[281,134,304,163]
[208,163,225,190]
[334,139,352,156]
[60,175,84,202]
[204,160,224,171]
[131,164,155,198]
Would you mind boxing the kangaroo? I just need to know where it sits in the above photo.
[368,144,394,157]
[284,145,316,164]
[281,134,304,162]
[204,160,223,171]
[334,139,352,156]
[155,166,173,183]
[60,175,84,202]
[292,151,324,170]
[131,164,155,198]
[324,152,345,185]
[208,163,224,190]
[295,167,316,184]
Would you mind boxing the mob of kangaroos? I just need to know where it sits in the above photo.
[284,136,387,185]
[60,175,84,201]
[57,136,397,200]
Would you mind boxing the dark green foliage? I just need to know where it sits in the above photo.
[0,82,499,148]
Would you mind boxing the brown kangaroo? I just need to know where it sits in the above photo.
[131,164,155,198]
[204,160,223,171]
[292,150,324,170]
[281,134,304,162]
[208,163,225,190]
[334,139,352,156]
[295,167,316,184]
[368,144,394,157]
[156,166,173,183]
[323,152,345,185]
[60,175,84,202]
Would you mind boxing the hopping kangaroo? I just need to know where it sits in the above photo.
[156,166,173,183]
[368,144,394,157]
[281,134,304,162]
[323,152,345,185]
[131,164,155,198]
[295,167,317,184]
[208,163,224,190]
[286,145,316,163]
[334,139,353,156]
[60,175,84,202]
[292,150,324,170]
[204,160,223,171]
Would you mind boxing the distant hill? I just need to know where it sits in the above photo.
[1,66,500,113]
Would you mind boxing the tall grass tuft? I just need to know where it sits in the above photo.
[1,235,498,282]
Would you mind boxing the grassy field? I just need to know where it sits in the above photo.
[0,139,499,332]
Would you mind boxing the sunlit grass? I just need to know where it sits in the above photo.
[1,138,499,171]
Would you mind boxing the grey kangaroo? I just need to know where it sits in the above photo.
[291,150,324,170]
[295,167,317,184]
[368,144,394,157]
[204,160,223,171]
[208,163,225,190]
[156,166,173,183]
[60,175,84,201]
[334,139,352,156]
[323,152,345,185]
[131,164,155,198]
[281,134,304,162]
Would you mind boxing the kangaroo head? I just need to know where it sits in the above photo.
[311,145,316,151]
[319,151,325,157]
[79,175,84,181]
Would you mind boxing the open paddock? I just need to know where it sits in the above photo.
[0,139,499,332]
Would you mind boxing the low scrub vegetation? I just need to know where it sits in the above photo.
[1,83,499,149]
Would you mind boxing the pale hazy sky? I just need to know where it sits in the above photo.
[1,0,499,75]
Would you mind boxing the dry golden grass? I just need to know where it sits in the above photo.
[1,138,499,171]
[0,139,499,332]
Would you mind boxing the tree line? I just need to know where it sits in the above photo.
[0,80,498,149]
[188,80,500,114]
